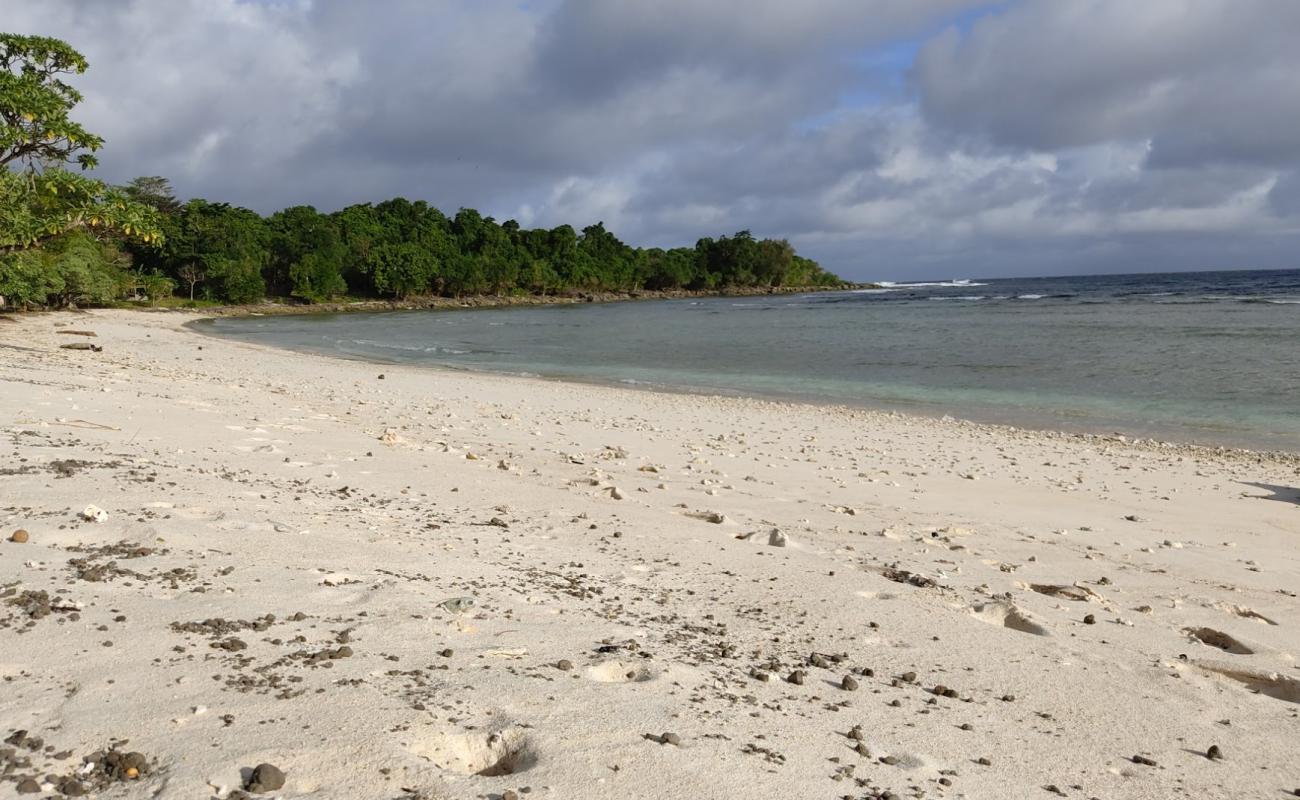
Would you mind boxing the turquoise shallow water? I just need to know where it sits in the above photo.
[197,269,1300,453]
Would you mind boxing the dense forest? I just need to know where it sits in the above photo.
[0,34,844,310]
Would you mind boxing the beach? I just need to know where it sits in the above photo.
[1,308,1298,799]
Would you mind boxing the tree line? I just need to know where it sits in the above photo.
[1,34,844,309]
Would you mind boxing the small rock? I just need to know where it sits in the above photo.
[438,597,475,615]
[1207,745,1223,760]
[81,505,108,523]
[439,648,454,658]
[976,757,992,766]
[556,659,574,671]
[9,529,28,543]
[1131,755,1157,766]
[503,791,519,800]
[767,529,787,547]
[841,675,859,691]
[660,732,681,746]
[1083,614,1096,625]
[787,670,806,685]
[15,778,40,794]
[246,763,286,793]
[609,487,625,500]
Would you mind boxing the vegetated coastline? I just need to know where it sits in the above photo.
[188,282,877,318]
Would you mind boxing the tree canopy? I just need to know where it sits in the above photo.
[0,34,161,254]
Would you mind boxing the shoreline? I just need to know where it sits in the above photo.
[159,283,863,318]
[2,309,1298,799]
[189,310,1300,462]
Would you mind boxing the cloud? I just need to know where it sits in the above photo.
[4,0,1299,278]
[914,0,1300,166]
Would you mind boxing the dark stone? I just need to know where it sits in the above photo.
[246,763,286,793]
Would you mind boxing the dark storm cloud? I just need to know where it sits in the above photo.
[3,0,1299,279]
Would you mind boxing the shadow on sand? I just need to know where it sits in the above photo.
[1240,482,1300,506]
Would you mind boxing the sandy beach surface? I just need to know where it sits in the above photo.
[1,308,1297,800]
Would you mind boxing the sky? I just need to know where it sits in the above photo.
[4,0,1300,280]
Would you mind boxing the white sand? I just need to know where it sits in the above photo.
[1,309,1297,800]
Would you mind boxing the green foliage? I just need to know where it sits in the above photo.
[206,255,265,305]
[0,33,102,170]
[289,252,346,302]
[369,242,436,298]
[0,231,129,307]
[1,34,163,252]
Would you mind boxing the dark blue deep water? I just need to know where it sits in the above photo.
[198,269,1300,452]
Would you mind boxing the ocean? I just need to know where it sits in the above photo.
[196,268,1300,452]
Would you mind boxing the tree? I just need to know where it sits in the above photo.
[177,263,205,301]
[0,34,162,252]
[267,205,345,301]
[369,241,435,298]
[123,176,181,215]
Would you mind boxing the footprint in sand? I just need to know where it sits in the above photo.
[586,660,657,683]
[1183,627,1255,655]
[1215,603,1278,626]
[969,601,1051,636]
[1193,660,1300,704]
[407,728,537,776]
[1025,583,1103,603]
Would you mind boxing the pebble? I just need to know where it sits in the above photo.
[848,727,865,741]
[15,779,40,794]
[854,742,871,757]
[900,671,917,683]
[1206,745,1223,760]
[976,757,992,766]
[768,529,787,547]
[9,529,28,543]
[660,732,681,746]
[503,791,519,800]
[841,675,859,691]
[1083,614,1096,625]
[787,670,806,685]
[439,648,454,658]
[1132,755,1157,766]
[246,763,287,793]
[556,659,574,671]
